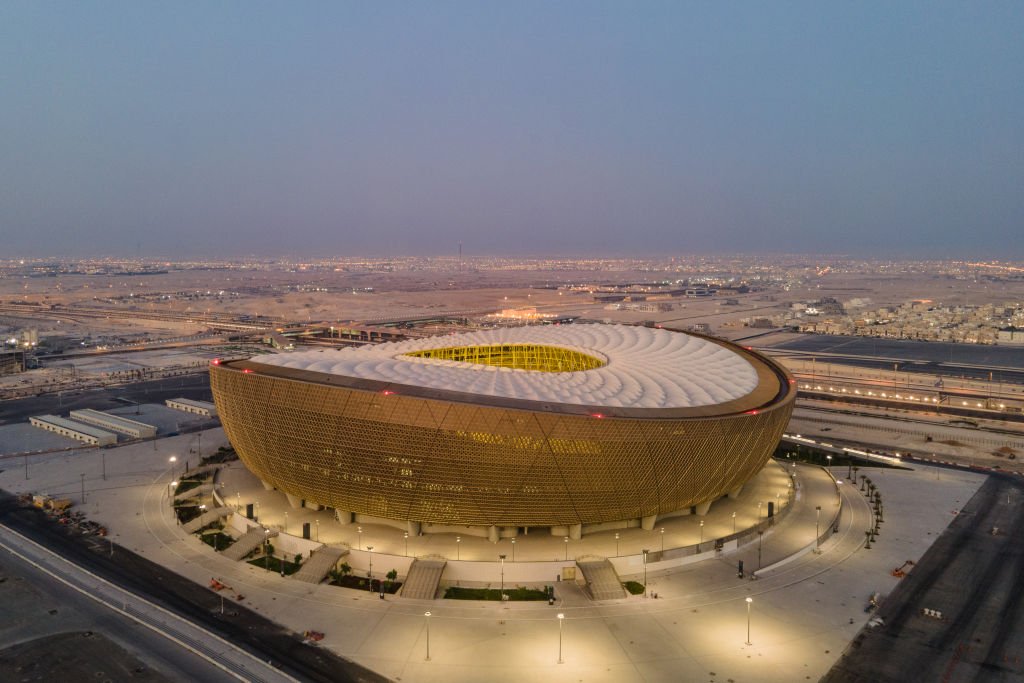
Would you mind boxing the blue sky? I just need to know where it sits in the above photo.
[1,2,1022,258]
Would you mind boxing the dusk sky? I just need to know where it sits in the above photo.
[2,3,1022,259]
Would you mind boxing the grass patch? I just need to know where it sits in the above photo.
[200,531,235,551]
[622,581,645,595]
[246,555,302,575]
[201,447,238,465]
[175,505,202,525]
[173,476,209,496]
[329,575,403,593]
[443,586,549,601]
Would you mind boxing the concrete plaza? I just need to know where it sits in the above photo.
[0,427,986,682]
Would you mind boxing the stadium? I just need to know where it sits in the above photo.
[209,324,795,539]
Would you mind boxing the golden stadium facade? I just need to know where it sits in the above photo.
[210,324,794,536]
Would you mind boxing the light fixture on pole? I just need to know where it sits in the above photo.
[315,518,320,542]
[367,546,374,588]
[564,536,569,560]
[358,525,363,550]
[284,511,288,534]
[456,536,461,560]
[732,511,737,533]
[745,597,753,645]
[827,455,832,474]
[699,520,704,545]
[424,611,432,661]
[404,531,409,557]
[642,549,649,597]
[511,537,516,561]
[557,613,565,664]
[615,532,620,557]
[814,505,822,553]
[660,527,665,552]
[499,554,506,599]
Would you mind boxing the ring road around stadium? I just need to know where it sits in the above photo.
[210,324,795,540]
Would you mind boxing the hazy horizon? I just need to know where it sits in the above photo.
[2,3,1022,260]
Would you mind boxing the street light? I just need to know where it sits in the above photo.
[745,597,753,645]
[732,511,737,533]
[758,501,763,520]
[284,511,288,534]
[815,505,822,553]
[424,611,432,661]
[557,613,565,664]
[499,554,506,599]
[564,536,569,561]
[358,525,362,550]
[757,530,764,569]
[642,549,649,597]
[827,455,832,474]
[264,528,270,570]
[404,531,409,557]
[367,546,374,589]
[699,520,704,545]
[315,518,320,542]
[660,527,665,552]
[615,532,620,557]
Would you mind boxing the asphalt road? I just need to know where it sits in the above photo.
[0,374,214,426]
[0,492,390,683]
[823,474,1024,682]
[0,540,238,682]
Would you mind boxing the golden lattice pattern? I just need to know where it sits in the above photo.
[211,362,794,527]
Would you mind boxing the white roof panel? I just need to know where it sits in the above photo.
[249,325,759,409]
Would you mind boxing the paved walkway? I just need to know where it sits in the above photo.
[0,428,988,683]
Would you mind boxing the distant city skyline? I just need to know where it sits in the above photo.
[2,3,1022,259]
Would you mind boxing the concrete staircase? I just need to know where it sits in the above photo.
[221,526,278,562]
[292,546,349,584]
[577,557,627,601]
[181,506,232,533]
[400,557,447,600]
[174,483,213,502]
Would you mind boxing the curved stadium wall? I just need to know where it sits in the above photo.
[210,325,795,530]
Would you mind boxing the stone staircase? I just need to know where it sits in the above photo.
[577,557,626,601]
[292,545,349,584]
[181,506,232,533]
[399,557,447,600]
[221,526,278,562]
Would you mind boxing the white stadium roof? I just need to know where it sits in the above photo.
[250,325,759,410]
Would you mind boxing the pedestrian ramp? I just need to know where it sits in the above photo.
[292,545,349,584]
[221,526,278,561]
[400,557,447,600]
[181,506,232,534]
[174,483,213,502]
[577,557,626,601]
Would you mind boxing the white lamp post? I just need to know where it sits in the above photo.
[557,613,565,663]
[745,597,753,645]
[424,611,431,661]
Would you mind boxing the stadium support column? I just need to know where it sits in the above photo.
[407,521,422,536]
[336,510,354,524]
[641,515,656,531]
[728,485,744,500]
[261,479,275,491]
[695,501,712,516]
[569,523,582,540]
[285,493,303,509]
[488,525,499,543]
